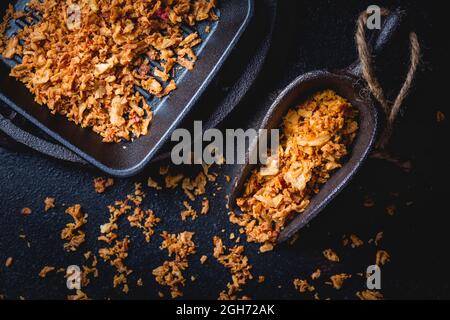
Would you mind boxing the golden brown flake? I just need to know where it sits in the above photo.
[323,249,340,262]
[182,172,207,200]
[39,266,55,278]
[61,204,87,252]
[67,290,89,300]
[293,278,315,293]
[376,250,391,266]
[21,207,32,215]
[44,197,55,211]
[153,231,196,299]
[94,177,114,193]
[259,242,274,253]
[160,231,196,260]
[99,237,131,274]
[213,236,253,298]
[5,257,13,268]
[437,111,446,123]
[147,177,162,190]
[356,290,384,300]
[330,273,351,290]
[311,269,321,280]
[201,198,210,215]
[165,174,184,189]
[258,276,265,283]
[180,201,198,221]
[347,234,364,248]
[200,255,208,264]
[127,207,160,242]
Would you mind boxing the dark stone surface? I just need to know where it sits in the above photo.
[0,0,447,300]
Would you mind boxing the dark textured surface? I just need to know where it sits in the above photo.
[0,0,447,300]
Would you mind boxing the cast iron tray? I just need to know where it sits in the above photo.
[0,0,254,177]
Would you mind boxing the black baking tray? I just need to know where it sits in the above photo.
[0,0,254,177]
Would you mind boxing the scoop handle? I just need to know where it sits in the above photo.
[346,9,406,78]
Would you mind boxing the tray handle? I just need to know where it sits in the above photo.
[0,112,87,164]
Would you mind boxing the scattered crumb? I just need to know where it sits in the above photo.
[67,290,89,300]
[311,269,321,280]
[21,207,32,215]
[357,290,383,300]
[201,198,209,215]
[83,251,92,260]
[44,197,55,211]
[39,266,55,278]
[349,234,363,248]
[436,111,446,123]
[61,204,87,252]
[293,279,315,293]
[180,201,198,221]
[94,177,114,193]
[376,250,390,266]
[153,231,196,299]
[147,177,162,190]
[127,207,160,242]
[330,273,351,289]
[386,204,396,216]
[214,236,253,300]
[323,249,340,262]
[259,242,274,253]
[5,257,13,268]
[100,237,131,293]
[182,171,208,201]
[200,255,208,264]
[165,174,184,189]
[258,276,265,283]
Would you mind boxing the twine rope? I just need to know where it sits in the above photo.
[356,9,421,150]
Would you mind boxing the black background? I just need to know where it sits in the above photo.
[0,0,447,300]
